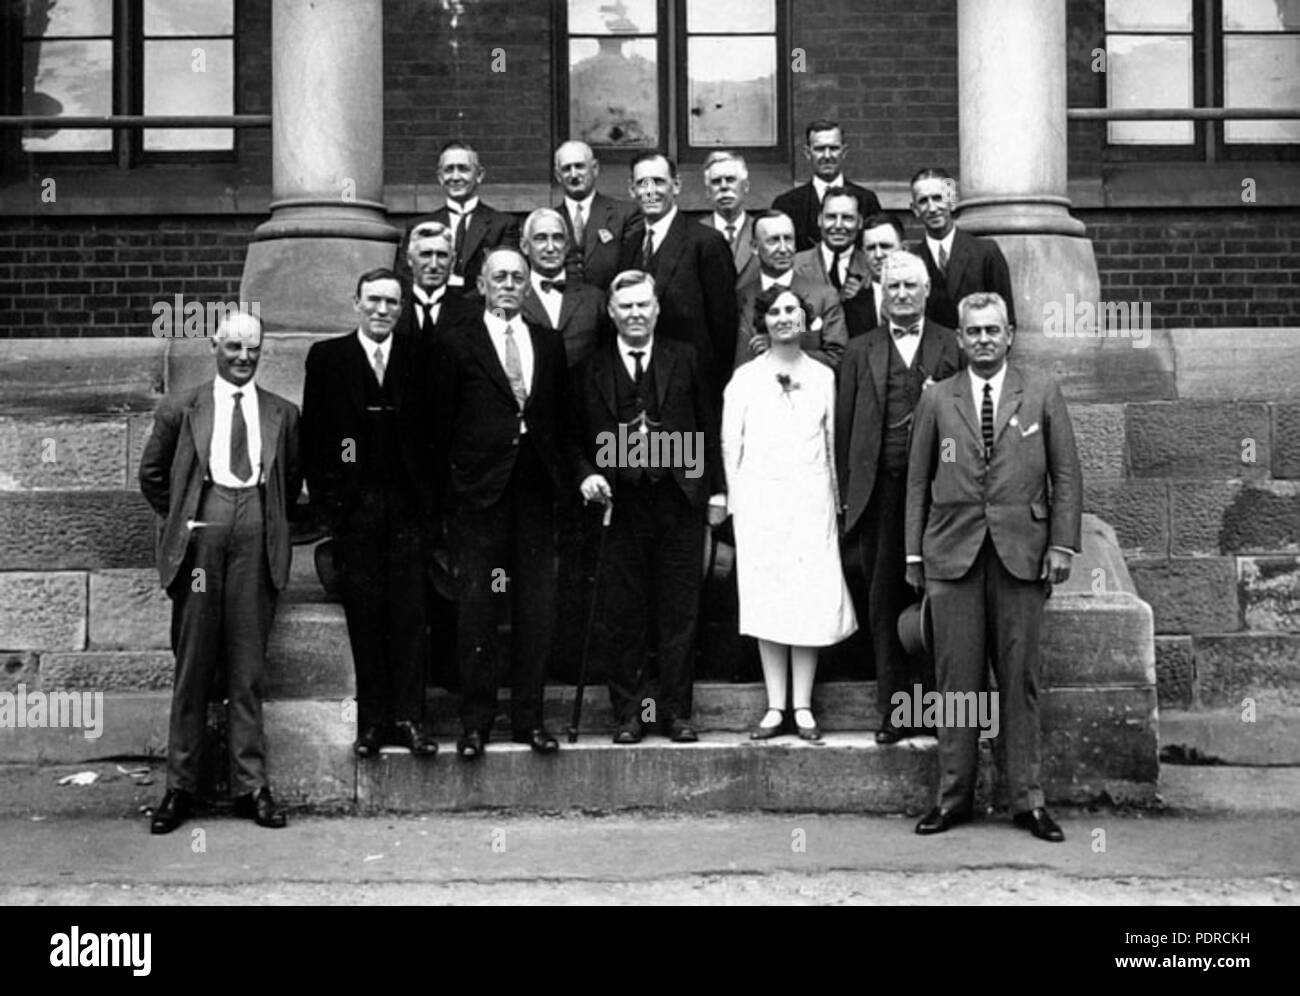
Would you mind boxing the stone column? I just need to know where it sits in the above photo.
[240,0,400,336]
[955,1,1156,400]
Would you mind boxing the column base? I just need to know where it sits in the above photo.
[241,236,401,334]
[993,233,1174,403]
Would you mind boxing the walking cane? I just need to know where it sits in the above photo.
[568,498,612,743]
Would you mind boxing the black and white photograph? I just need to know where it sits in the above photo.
[0,0,1296,934]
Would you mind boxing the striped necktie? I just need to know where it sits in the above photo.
[981,383,994,461]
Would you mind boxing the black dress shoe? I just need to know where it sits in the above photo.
[392,720,438,756]
[613,720,643,744]
[1013,807,1065,842]
[150,788,191,835]
[668,719,699,743]
[915,806,972,835]
[750,708,786,740]
[793,707,822,742]
[354,725,383,758]
[513,727,560,754]
[457,729,486,760]
[233,787,287,829]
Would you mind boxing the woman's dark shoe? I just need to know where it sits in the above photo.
[750,708,786,740]
[793,707,822,742]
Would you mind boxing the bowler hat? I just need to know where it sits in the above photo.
[896,594,933,658]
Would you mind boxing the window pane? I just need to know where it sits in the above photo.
[144,0,234,36]
[1225,36,1300,142]
[687,0,775,34]
[688,37,776,146]
[567,0,656,35]
[21,39,112,151]
[23,0,112,37]
[1107,35,1194,144]
[143,39,233,150]
[569,38,659,147]
[1105,0,1191,31]
[1223,0,1300,30]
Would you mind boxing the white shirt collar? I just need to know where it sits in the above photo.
[412,284,446,306]
[927,227,956,259]
[565,192,595,214]
[969,363,1008,408]
[356,329,393,364]
[446,196,480,215]
[760,270,794,290]
[213,374,256,399]
[645,205,678,238]
[483,308,524,337]
[617,336,653,370]
[812,175,845,201]
[713,210,745,232]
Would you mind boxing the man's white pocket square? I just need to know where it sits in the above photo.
[597,228,614,243]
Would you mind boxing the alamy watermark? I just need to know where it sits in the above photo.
[151,295,261,338]
[1042,293,1152,349]
[889,683,1000,740]
[594,424,704,479]
[0,684,103,740]
[50,927,151,975]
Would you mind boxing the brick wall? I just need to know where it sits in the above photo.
[0,218,255,338]
[1081,208,1300,329]
[383,0,554,185]
[791,0,958,177]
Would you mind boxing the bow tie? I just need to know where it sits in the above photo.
[539,278,565,294]
[892,323,921,338]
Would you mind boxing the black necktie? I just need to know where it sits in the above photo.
[629,349,645,386]
[451,209,468,276]
[641,228,654,270]
[828,250,843,290]
[419,300,436,329]
[231,390,252,482]
[981,383,994,462]
[540,278,564,293]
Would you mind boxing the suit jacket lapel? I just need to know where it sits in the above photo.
[595,340,618,418]
[917,322,946,380]
[256,387,282,476]
[993,365,1024,445]
[556,286,579,331]
[587,194,613,263]
[521,288,551,329]
[950,369,980,444]
[651,338,674,412]
[347,334,370,416]
[388,333,409,409]
[188,385,215,476]
[462,209,490,268]
[866,329,889,410]
[470,321,516,403]
[735,218,755,273]
[652,214,687,286]
[946,229,974,300]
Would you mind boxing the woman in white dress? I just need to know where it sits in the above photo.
[723,286,857,741]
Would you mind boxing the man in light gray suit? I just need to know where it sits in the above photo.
[905,291,1082,842]
[700,151,758,285]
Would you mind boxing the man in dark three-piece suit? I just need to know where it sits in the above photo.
[395,220,470,344]
[302,268,437,759]
[553,140,644,292]
[910,167,1016,330]
[626,151,737,404]
[432,248,571,760]
[571,270,727,744]
[835,251,961,743]
[520,207,609,368]
[905,291,1081,842]
[772,120,881,253]
[406,141,520,299]
[139,312,300,834]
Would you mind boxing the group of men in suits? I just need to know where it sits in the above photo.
[139,123,1076,842]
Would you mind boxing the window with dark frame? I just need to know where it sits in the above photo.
[561,0,788,164]
[1103,0,1299,155]
[16,0,235,161]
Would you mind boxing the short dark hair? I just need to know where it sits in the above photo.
[819,186,864,216]
[910,166,953,187]
[628,150,677,180]
[355,267,403,299]
[752,209,792,239]
[862,211,906,242]
[804,119,842,145]
[438,139,477,160]
[752,283,814,339]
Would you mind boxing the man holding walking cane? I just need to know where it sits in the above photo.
[568,270,727,744]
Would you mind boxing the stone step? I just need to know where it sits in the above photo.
[1160,708,1300,766]
[357,733,938,813]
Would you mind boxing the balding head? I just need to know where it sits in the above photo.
[554,140,599,200]
[211,309,262,387]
